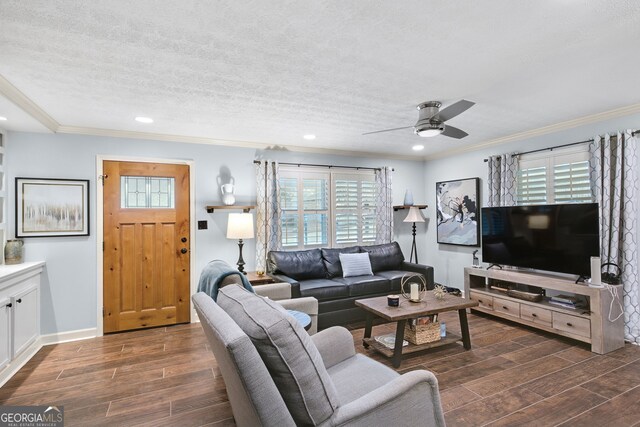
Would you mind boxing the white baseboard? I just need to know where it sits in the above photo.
[0,328,97,388]
[0,340,42,388]
[39,328,97,346]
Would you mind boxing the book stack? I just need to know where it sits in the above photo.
[549,294,586,310]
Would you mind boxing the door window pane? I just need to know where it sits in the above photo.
[121,176,175,208]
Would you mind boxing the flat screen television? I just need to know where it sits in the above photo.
[481,203,599,276]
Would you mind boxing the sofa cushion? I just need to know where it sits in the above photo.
[361,242,405,272]
[321,246,360,278]
[332,275,390,297]
[217,285,339,425]
[300,279,349,301]
[376,270,424,292]
[340,253,373,277]
[268,249,327,280]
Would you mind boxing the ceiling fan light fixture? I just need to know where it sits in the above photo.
[412,144,425,151]
[415,122,445,137]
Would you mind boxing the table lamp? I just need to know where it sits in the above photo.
[403,206,425,263]
[227,213,254,273]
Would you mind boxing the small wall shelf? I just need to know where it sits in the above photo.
[393,205,427,211]
[205,205,255,213]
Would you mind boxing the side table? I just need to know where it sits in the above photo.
[245,271,276,286]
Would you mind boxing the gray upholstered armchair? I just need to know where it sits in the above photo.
[193,288,445,427]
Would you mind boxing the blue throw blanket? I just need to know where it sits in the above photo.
[197,260,254,301]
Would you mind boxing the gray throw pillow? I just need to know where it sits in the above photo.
[340,252,374,277]
[217,285,339,425]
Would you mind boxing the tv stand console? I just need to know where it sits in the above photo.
[464,267,624,354]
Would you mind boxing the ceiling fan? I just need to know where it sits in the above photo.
[363,99,475,139]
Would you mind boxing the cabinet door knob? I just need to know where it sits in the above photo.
[180,248,188,254]
[6,303,12,308]
[181,237,187,243]
[16,298,22,303]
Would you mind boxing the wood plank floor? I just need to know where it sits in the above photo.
[2,310,640,426]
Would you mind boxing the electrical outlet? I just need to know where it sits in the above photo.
[197,220,208,230]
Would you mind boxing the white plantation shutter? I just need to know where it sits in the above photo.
[517,165,547,204]
[278,171,329,249]
[516,145,593,205]
[361,180,377,243]
[333,174,376,245]
[553,160,592,203]
[279,177,299,247]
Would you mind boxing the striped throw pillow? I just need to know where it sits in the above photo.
[339,253,373,277]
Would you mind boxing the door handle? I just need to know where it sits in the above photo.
[180,248,188,254]
[181,237,187,243]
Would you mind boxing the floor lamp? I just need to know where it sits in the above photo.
[227,213,254,274]
[403,206,425,264]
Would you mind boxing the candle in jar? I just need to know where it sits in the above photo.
[410,283,419,300]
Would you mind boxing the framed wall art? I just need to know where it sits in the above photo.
[436,177,480,246]
[16,178,90,237]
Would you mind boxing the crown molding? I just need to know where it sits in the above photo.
[0,74,59,132]
[56,125,422,162]
[424,102,640,161]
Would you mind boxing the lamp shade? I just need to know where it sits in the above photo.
[227,213,255,239]
[403,206,425,223]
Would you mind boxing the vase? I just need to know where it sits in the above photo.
[5,239,24,265]
[221,183,236,206]
[403,189,414,206]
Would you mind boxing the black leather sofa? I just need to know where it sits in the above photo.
[267,242,434,329]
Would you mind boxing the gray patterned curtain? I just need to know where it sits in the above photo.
[589,130,639,344]
[487,153,518,207]
[375,166,393,244]
[255,160,282,273]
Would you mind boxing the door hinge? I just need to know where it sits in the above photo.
[102,241,105,251]
[102,307,105,317]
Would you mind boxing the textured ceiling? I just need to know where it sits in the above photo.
[0,1,639,158]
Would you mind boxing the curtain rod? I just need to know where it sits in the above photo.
[483,129,640,162]
[252,160,393,171]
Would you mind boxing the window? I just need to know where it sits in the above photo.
[333,174,377,246]
[121,176,175,208]
[279,167,376,249]
[516,145,592,205]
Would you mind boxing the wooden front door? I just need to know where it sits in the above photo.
[103,161,190,333]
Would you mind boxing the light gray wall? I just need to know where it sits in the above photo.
[423,113,640,290]
[6,132,426,334]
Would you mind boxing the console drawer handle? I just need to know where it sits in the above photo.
[566,322,573,327]
[478,299,483,303]
[502,306,508,310]
[532,313,537,317]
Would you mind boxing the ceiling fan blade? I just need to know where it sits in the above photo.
[441,125,468,139]
[362,125,414,136]
[438,99,475,122]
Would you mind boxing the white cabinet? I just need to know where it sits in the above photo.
[0,297,10,370]
[12,284,39,357]
[0,262,44,386]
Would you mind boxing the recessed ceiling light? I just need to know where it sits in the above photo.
[412,144,425,151]
[303,134,316,140]
[0,116,7,121]
[135,116,154,124]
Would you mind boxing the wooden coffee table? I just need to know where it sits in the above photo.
[355,293,479,368]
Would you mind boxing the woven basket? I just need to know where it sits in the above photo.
[404,321,441,345]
